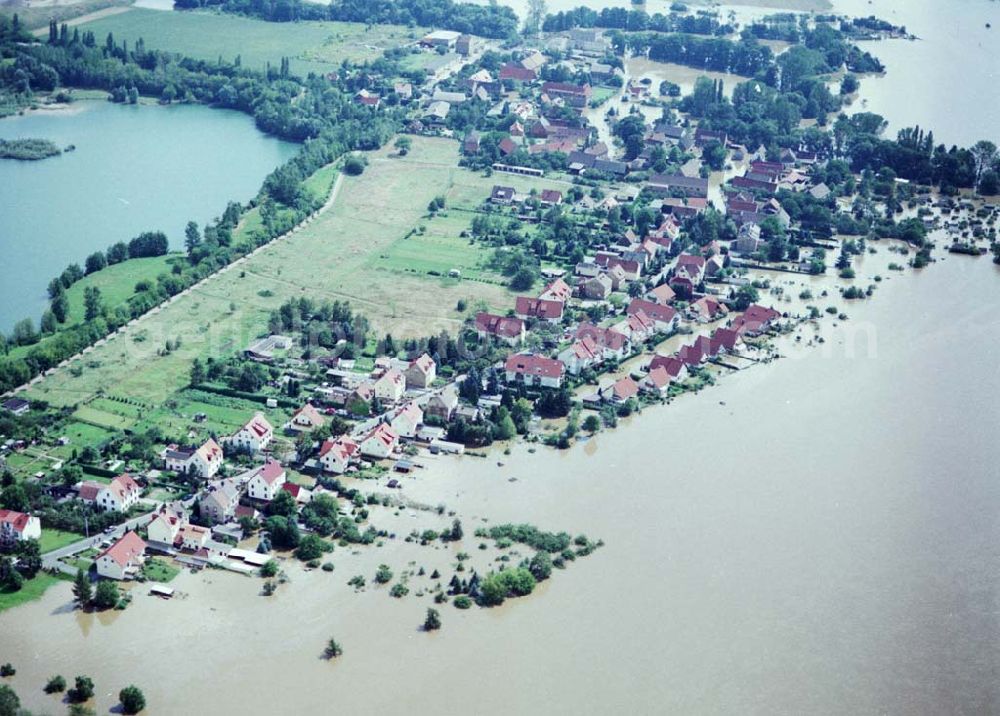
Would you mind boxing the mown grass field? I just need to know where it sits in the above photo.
[22,137,573,411]
[5,255,178,363]
[64,255,178,324]
[39,529,84,554]
[76,8,423,76]
[0,572,66,614]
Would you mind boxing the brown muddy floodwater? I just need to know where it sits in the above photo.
[2,244,999,715]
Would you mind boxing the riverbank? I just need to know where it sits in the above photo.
[3,246,997,715]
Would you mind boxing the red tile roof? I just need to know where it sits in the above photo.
[627,298,677,327]
[515,296,564,320]
[505,354,565,380]
[99,531,146,568]
[0,509,32,534]
[475,312,524,339]
[648,354,685,378]
[255,459,285,486]
[319,436,359,461]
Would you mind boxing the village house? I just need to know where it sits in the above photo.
[541,81,592,108]
[318,436,359,475]
[641,366,674,397]
[646,283,677,306]
[246,460,287,502]
[575,323,631,360]
[146,510,183,547]
[670,254,707,296]
[514,296,565,323]
[388,402,423,439]
[1,398,29,416]
[0,509,41,546]
[288,403,326,433]
[199,480,241,525]
[540,189,563,206]
[710,327,743,355]
[595,253,641,282]
[734,223,764,255]
[505,354,565,388]
[580,273,613,300]
[404,353,436,390]
[95,531,146,581]
[490,185,517,205]
[539,278,572,303]
[354,89,380,108]
[689,296,730,323]
[730,304,781,337]
[647,173,709,199]
[373,369,406,403]
[179,524,211,552]
[421,29,461,49]
[425,386,459,422]
[648,354,688,383]
[85,473,142,513]
[627,299,679,334]
[359,424,399,459]
[616,309,656,343]
[228,413,274,454]
[474,313,526,345]
[499,63,537,82]
[600,376,640,405]
[164,438,224,479]
[281,482,312,506]
[558,336,602,375]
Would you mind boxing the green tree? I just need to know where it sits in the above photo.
[509,267,537,291]
[0,684,19,716]
[68,676,95,703]
[73,567,94,607]
[528,551,553,581]
[45,675,67,693]
[295,534,329,561]
[267,489,297,519]
[92,579,119,609]
[324,637,343,659]
[423,607,441,631]
[394,137,411,156]
[189,358,205,386]
[118,685,145,714]
[83,286,103,321]
[184,221,201,255]
[374,564,393,584]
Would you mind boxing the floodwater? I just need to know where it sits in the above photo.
[2,244,999,715]
[0,100,298,331]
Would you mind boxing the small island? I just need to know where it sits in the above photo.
[0,137,62,161]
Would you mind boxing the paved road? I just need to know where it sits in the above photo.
[42,510,157,571]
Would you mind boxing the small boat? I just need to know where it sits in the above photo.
[497,461,504,466]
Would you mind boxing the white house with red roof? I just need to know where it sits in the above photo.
[504,354,565,388]
[96,531,146,580]
[388,402,423,439]
[228,413,274,454]
[600,376,640,405]
[730,304,781,336]
[642,366,674,397]
[288,403,326,433]
[710,327,743,354]
[373,369,406,403]
[514,296,564,323]
[246,460,287,502]
[164,438,224,479]
[627,299,680,334]
[646,283,677,306]
[474,313,525,345]
[90,473,141,513]
[359,424,398,459]
[539,278,572,303]
[404,353,437,389]
[614,310,655,343]
[558,336,602,375]
[178,524,211,552]
[688,296,729,323]
[281,482,313,505]
[670,254,707,296]
[648,354,687,383]
[146,511,183,546]
[318,436,359,474]
[575,323,631,361]
[0,509,41,546]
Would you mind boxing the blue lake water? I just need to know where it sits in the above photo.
[0,100,298,331]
